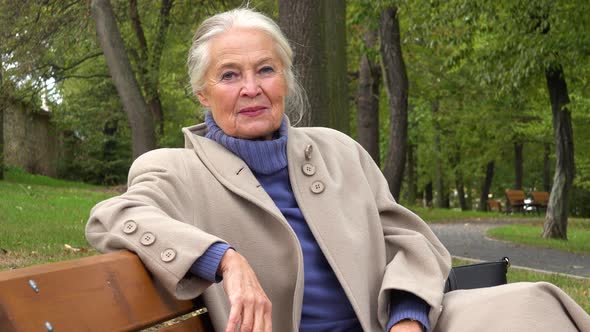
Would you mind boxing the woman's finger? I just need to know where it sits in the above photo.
[240,301,254,332]
[262,302,272,332]
[225,301,242,332]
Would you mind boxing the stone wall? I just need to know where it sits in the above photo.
[3,101,59,177]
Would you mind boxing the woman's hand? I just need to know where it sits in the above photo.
[390,319,424,332]
[218,249,272,332]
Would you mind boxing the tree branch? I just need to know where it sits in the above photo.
[129,0,149,84]
[47,52,104,72]
[149,0,174,90]
[54,73,111,83]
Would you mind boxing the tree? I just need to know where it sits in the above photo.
[0,67,3,181]
[278,0,349,133]
[479,161,495,211]
[543,64,574,239]
[91,0,156,159]
[402,0,590,233]
[380,6,409,201]
[356,28,381,164]
[128,0,174,135]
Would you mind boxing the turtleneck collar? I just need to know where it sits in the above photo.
[204,112,288,175]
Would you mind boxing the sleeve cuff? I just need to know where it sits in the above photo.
[189,242,232,283]
[386,291,430,331]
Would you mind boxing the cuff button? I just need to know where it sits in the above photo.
[140,232,156,246]
[123,220,138,234]
[161,248,177,262]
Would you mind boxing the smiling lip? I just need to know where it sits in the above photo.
[238,106,267,116]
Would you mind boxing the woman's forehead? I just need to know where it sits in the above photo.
[208,28,281,68]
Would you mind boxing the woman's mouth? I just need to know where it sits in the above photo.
[238,106,268,117]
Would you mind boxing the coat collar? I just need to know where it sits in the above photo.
[182,121,287,220]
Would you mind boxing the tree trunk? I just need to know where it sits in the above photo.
[479,161,495,211]
[431,99,446,208]
[543,64,574,240]
[406,144,417,206]
[543,143,551,192]
[91,0,156,159]
[514,141,523,189]
[380,6,409,201]
[0,66,4,180]
[356,28,381,165]
[129,0,173,136]
[278,0,348,133]
[424,182,433,208]
[452,151,467,211]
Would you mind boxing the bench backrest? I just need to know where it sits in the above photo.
[531,191,549,206]
[0,251,213,332]
[505,189,526,205]
[487,200,502,212]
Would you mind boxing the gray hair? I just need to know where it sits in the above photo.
[187,8,305,124]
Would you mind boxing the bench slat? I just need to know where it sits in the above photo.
[0,251,205,331]
[157,315,210,332]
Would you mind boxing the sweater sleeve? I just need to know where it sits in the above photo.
[189,242,232,282]
[386,291,430,331]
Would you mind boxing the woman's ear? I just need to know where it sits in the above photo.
[196,90,210,107]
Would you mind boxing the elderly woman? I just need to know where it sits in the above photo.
[87,8,590,332]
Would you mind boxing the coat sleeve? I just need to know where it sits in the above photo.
[85,149,227,300]
[356,145,451,329]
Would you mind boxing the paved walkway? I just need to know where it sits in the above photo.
[429,221,590,278]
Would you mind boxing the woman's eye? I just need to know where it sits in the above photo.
[221,71,238,81]
[259,66,275,74]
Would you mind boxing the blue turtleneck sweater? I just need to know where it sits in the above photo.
[190,113,430,331]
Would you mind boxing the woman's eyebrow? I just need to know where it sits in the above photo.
[255,56,275,66]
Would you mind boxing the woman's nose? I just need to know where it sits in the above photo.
[240,73,261,97]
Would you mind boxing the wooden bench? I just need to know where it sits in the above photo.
[487,200,502,212]
[505,189,527,213]
[531,191,549,214]
[0,250,214,332]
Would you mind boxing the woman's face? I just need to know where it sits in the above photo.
[197,28,287,140]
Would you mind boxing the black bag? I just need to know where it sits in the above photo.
[444,257,510,293]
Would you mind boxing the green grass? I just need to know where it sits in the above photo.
[453,258,590,313]
[487,219,590,254]
[4,167,97,188]
[410,206,536,223]
[0,169,116,269]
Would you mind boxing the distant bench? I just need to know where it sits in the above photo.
[505,190,550,214]
[530,191,549,212]
[0,251,214,332]
[505,189,527,213]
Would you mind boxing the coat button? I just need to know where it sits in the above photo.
[140,232,156,246]
[161,248,176,262]
[310,181,325,194]
[123,220,138,234]
[302,163,316,176]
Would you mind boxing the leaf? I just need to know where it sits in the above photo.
[64,244,81,252]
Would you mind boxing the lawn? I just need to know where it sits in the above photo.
[0,168,116,269]
[410,206,535,223]
[487,219,590,254]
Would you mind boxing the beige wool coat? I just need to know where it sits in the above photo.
[87,122,590,332]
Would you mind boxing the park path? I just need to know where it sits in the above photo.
[429,221,590,278]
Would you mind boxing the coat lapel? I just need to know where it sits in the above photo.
[182,125,284,221]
